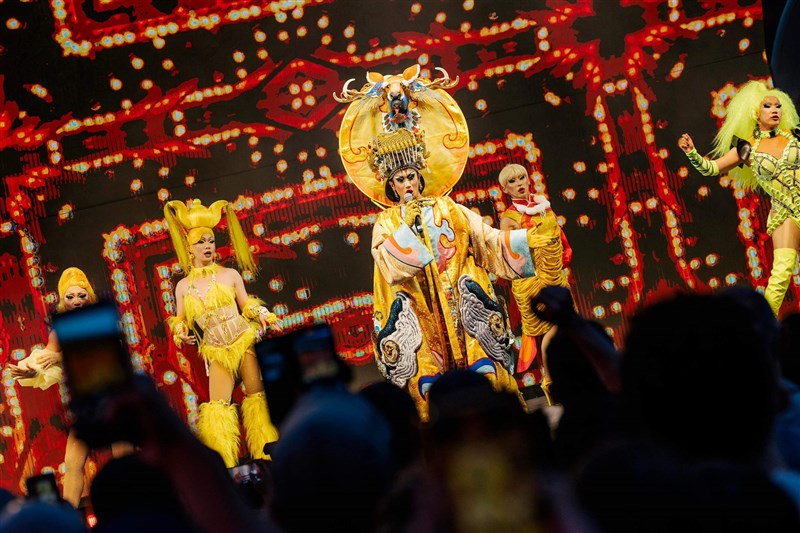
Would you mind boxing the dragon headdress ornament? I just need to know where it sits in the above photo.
[334,64,469,206]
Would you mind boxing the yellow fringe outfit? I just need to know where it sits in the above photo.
[163,199,280,467]
[181,265,257,376]
[170,264,279,467]
[500,209,570,371]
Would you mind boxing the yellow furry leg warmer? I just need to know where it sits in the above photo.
[764,248,798,316]
[241,392,279,460]
[197,400,240,468]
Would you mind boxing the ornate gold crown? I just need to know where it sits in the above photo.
[369,128,429,181]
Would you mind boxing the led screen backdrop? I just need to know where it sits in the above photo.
[0,0,776,492]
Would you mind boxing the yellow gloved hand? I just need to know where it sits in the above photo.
[404,200,422,229]
[685,148,720,177]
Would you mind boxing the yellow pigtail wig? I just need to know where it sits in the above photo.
[164,199,258,274]
[56,267,97,312]
[224,203,258,274]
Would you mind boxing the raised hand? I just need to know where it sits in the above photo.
[175,323,196,345]
[531,286,578,327]
[678,133,695,153]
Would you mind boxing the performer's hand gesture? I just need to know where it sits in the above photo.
[175,323,196,345]
[258,310,283,336]
[403,200,422,229]
[678,133,695,153]
[8,363,36,380]
[37,350,62,370]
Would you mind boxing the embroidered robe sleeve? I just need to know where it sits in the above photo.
[372,216,434,285]
[457,204,535,279]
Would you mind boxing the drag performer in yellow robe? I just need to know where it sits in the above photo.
[164,199,280,467]
[336,65,550,416]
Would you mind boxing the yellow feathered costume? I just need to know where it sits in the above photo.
[164,199,278,467]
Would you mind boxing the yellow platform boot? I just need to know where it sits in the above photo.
[241,392,279,460]
[197,400,240,468]
[764,248,798,316]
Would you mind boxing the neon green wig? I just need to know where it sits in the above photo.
[710,81,799,189]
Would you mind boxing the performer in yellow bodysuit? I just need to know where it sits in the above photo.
[680,81,800,315]
[164,199,281,467]
[498,164,572,403]
[8,267,131,507]
[335,65,552,417]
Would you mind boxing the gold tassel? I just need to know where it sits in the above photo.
[197,400,241,468]
[241,392,279,460]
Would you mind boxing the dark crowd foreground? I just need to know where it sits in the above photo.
[2,286,800,532]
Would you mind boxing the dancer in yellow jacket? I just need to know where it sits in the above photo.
[8,267,131,506]
[679,81,800,316]
[498,164,572,404]
[164,199,281,467]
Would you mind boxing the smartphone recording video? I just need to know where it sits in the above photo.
[255,323,349,427]
[52,300,134,448]
[25,473,61,505]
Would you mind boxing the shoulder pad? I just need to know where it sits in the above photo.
[732,136,751,167]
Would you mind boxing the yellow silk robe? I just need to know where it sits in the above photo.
[371,196,536,416]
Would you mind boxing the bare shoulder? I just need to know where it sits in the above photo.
[218,266,243,283]
[499,215,519,231]
[175,277,189,294]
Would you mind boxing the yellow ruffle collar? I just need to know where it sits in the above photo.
[188,262,221,280]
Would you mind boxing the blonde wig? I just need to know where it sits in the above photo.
[56,267,97,312]
[164,199,258,274]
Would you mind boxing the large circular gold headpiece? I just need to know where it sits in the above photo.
[335,64,469,207]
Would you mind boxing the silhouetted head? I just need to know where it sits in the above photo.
[270,390,393,533]
[0,501,85,533]
[622,293,779,463]
[90,454,196,532]
[426,370,524,440]
[577,441,800,533]
[780,313,800,385]
[360,381,421,471]
[547,321,613,406]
